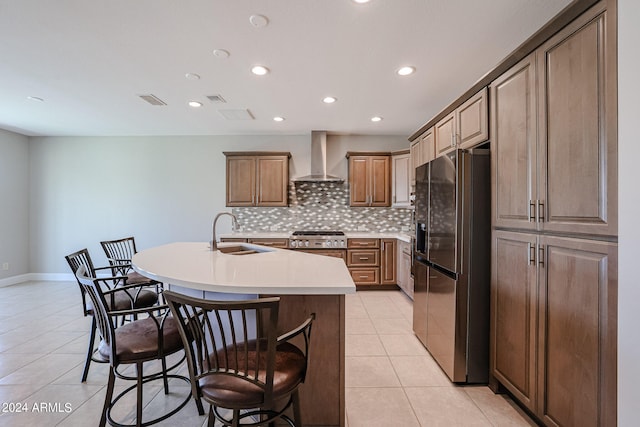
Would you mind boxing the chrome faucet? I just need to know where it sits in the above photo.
[211,212,239,251]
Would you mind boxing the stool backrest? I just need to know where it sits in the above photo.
[65,249,96,316]
[100,237,138,276]
[164,290,281,406]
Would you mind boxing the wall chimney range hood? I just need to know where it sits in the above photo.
[293,131,344,182]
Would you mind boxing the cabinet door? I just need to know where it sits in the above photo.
[392,154,410,207]
[370,156,390,206]
[490,54,538,231]
[396,241,407,290]
[537,235,617,427]
[435,112,456,157]
[380,238,396,285]
[349,156,369,206]
[410,139,422,187]
[537,6,616,237]
[421,128,435,164]
[226,157,256,206]
[491,230,538,411]
[256,156,288,207]
[458,87,489,149]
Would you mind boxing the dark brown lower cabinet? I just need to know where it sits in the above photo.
[491,230,617,427]
[380,238,397,285]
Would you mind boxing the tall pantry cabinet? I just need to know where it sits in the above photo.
[489,1,617,426]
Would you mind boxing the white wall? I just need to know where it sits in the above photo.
[617,0,640,423]
[27,134,407,275]
[0,129,30,282]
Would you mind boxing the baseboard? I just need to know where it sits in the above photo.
[0,272,74,287]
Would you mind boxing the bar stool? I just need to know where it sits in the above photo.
[75,266,193,427]
[65,248,160,382]
[164,290,315,427]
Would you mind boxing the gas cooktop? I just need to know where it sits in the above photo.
[289,230,347,249]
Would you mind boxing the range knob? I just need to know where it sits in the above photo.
[291,240,297,248]
[304,240,310,247]
[326,240,333,248]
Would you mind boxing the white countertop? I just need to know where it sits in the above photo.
[132,242,356,295]
[220,231,413,243]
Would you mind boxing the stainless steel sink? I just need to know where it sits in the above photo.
[217,245,271,255]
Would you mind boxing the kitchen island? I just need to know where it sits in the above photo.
[132,242,355,427]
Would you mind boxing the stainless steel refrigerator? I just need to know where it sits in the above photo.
[412,148,490,384]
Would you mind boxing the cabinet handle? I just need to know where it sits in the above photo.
[538,246,545,267]
[528,243,535,265]
[451,133,456,147]
[538,200,545,222]
[359,275,369,279]
[359,257,370,261]
[529,201,536,222]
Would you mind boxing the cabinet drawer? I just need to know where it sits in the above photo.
[247,238,289,249]
[347,250,379,267]
[347,238,380,249]
[297,249,347,262]
[349,268,380,285]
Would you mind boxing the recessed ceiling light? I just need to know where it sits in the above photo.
[323,96,337,104]
[353,0,372,3]
[213,49,230,59]
[273,116,285,122]
[188,101,203,108]
[251,65,269,76]
[397,66,416,76]
[27,96,44,102]
[249,14,269,28]
[185,73,201,80]
[371,116,383,122]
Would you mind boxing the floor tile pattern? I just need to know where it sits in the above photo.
[0,281,537,426]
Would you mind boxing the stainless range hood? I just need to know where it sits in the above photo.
[293,131,344,182]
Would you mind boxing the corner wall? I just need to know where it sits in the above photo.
[0,129,30,285]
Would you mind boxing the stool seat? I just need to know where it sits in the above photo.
[97,316,183,363]
[199,341,306,408]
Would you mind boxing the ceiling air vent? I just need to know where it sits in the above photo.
[207,94,226,104]
[138,94,167,106]
[218,109,254,120]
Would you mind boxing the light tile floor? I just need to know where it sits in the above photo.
[0,281,537,426]
[345,290,537,427]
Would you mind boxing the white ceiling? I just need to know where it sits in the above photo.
[0,0,571,138]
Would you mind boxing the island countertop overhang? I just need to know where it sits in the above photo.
[132,241,356,295]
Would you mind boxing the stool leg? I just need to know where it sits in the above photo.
[101,367,116,427]
[161,356,169,394]
[292,389,302,427]
[82,317,97,382]
[136,362,143,427]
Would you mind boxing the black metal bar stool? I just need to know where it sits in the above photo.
[164,290,315,427]
[75,265,194,427]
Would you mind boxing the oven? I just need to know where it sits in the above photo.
[289,231,347,261]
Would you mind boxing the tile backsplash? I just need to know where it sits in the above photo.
[233,181,412,232]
